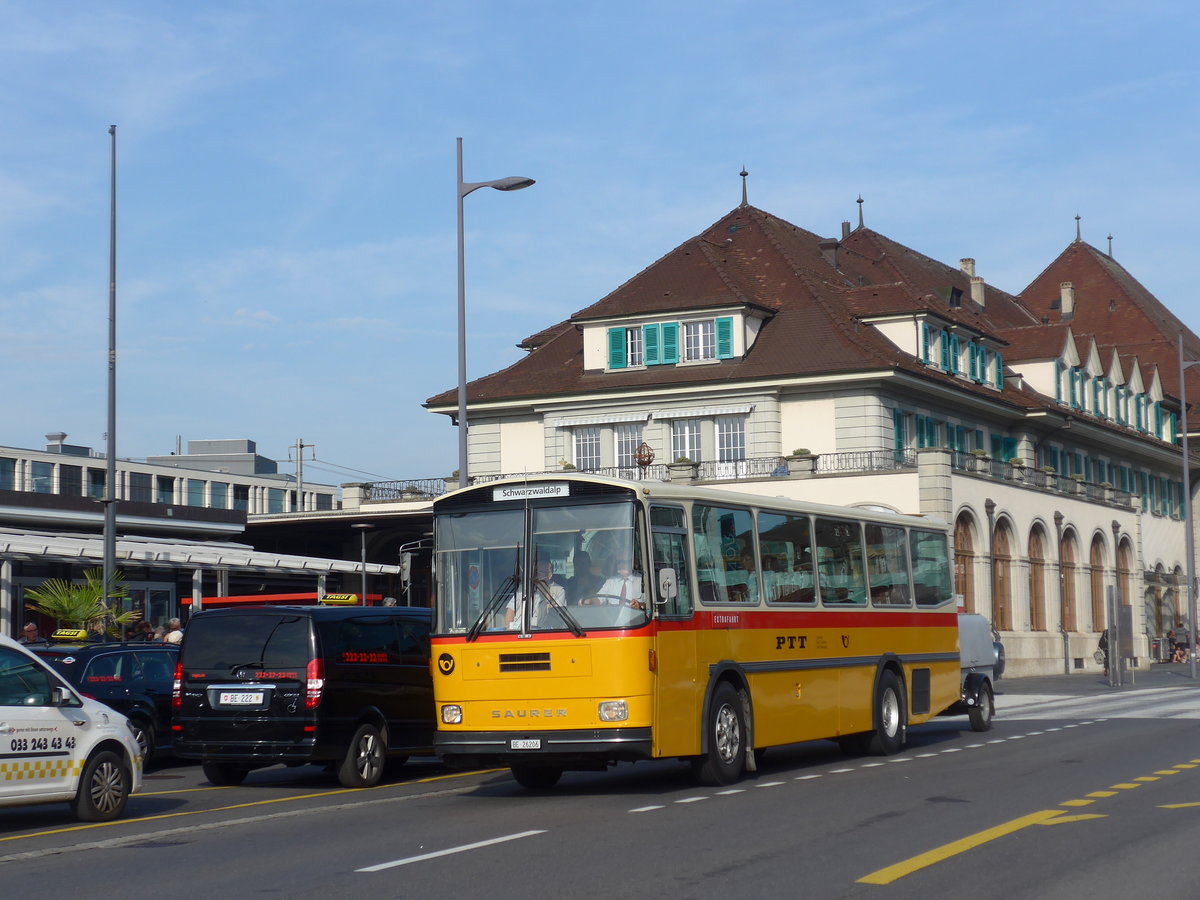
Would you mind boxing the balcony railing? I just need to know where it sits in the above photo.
[816,449,917,473]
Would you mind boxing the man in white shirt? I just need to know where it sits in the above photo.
[505,559,566,630]
[596,558,644,610]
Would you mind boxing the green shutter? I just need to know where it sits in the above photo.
[995,352,1004,389]
[608,327,627,369]
[661,322,679,364]
[921,324,931,363]
[643,324,660,365]
[715,316,734,359]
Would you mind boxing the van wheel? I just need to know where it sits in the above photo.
[968,682,995,732]
[692,682,746,786]
[510,765,562,789]
[131,719,155,762]
[202,762,251,786]
[339,723,385,788]
[73,751,130,822]
[867,670,906,755]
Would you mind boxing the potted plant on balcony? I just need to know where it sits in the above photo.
[1007,457,1025,481]
[968,448,989,473]
[784,448,816,477]
[667,456,699,483]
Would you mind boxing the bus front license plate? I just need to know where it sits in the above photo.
[509,738,541,750]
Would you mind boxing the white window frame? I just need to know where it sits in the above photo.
[671,419,702,462]
[716,416,746,462]
[683,320,716,361]
[614,424,643,467]
[574,427,601,471]
[626,328,643,367]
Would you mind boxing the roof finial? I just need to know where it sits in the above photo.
[739,167,749,207]
[857,194,864,229]
[1075,214,1081,242]
[1107,233,1114,257]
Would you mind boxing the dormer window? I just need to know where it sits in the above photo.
[606,316,733,371]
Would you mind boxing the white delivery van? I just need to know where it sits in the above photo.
[941,613,997,731]
[0,633,142,821]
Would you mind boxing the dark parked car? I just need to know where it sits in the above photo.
[173,605,433,788]
[30,640,179,761]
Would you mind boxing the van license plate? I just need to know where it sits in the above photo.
[509,738,541,750]
[219,691,264,705]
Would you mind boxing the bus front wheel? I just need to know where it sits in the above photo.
[693,682,746,786]
[867,670,906,755]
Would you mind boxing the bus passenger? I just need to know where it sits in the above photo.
[505,559,565,629]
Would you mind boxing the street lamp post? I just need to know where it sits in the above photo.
[1177,333,1199,679]
[456,138,534,489]
[352,523,373,606]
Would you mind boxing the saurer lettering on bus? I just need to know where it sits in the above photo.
[491,709,569,718]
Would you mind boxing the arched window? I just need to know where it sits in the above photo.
[1061,531,1078,632]
[1089,535,1106,631]
[1028,527,1047,631]
[954,513,975,613]
[993,520,1013,631]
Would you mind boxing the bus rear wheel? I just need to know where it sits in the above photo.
[692,682,746,786]
[510,765,562,790]
[867,670,906,755]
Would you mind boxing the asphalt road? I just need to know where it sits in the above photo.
[2,668,1198,899]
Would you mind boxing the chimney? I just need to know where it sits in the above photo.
[819,238,840,269]
[841,220,851,240]
[1060,282,1075,319]
[960,258,976,277]
[970,276,985,307]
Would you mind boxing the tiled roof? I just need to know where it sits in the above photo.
[1017,239,1200,422]
[426,205,1044,412]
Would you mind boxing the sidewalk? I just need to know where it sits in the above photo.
[995,661,1200,698]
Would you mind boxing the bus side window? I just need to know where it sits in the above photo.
[651,507,692,618]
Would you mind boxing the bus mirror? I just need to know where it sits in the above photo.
[658,567,678,602]
[401,552,413,585]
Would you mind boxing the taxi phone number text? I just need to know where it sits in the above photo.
[10,737,75,752]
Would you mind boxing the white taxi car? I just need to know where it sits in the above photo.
[0,633,142,821]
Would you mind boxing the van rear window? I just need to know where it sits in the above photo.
[182,615,311,672]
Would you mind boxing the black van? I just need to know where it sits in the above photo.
[173,605,433,788]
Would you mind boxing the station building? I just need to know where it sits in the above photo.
[392,195,1200,678]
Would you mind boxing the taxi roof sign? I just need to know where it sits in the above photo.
[51,628,89,641]
[319,593,360,606]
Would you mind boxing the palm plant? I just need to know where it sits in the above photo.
[24,568,136,635]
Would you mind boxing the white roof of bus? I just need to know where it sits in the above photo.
[437,474,948,531]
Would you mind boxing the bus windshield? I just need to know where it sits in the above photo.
[434,499,648,636]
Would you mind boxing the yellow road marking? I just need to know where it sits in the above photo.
[1110,783,1142,789]
[1134,776,1159,782]
[1086,791,1117,798]
[1153,770,1180,776]
[0,768,502,844]
[1160,802,1200,809]
[857,810,1105,885]
[1173,763,1197,769]
[1060,799,1094,807]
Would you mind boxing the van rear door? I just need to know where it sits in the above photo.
[179,613,313,746]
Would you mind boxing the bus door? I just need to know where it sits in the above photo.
[649,505,700,758]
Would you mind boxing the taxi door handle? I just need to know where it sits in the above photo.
[70,719,87,727]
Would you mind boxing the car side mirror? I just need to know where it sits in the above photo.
[50,686,72,707]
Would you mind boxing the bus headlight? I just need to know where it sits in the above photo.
[598,700,628,722]
[441,704,463,724]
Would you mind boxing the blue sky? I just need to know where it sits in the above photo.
[2,1,1197,487]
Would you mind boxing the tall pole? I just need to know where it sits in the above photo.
[1178,333,1197,679]
[456,138,469,489]
[103,125,118,613]
[454,140,535,490]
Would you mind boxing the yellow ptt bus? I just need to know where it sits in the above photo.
[431,474,964,788]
